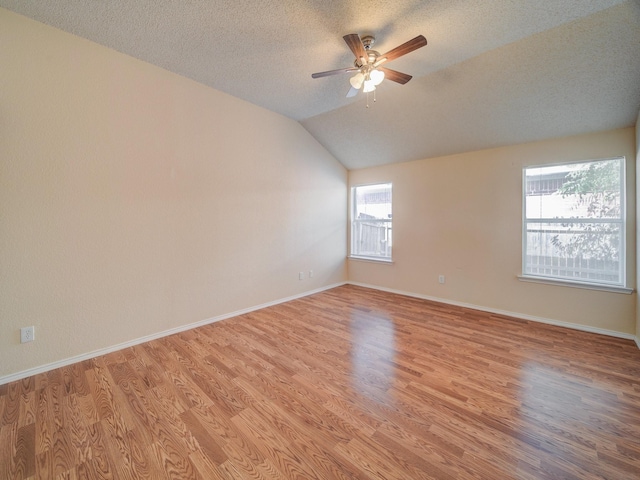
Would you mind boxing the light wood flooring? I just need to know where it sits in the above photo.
[2,284,640,479]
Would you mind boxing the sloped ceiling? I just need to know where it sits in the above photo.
[1,0,639,169]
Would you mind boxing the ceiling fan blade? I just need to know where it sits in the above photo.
[379,67,412,85]
[312,67,359,79]
[346,86,360,98]
[379,35,427,62]
[343,33,368,62]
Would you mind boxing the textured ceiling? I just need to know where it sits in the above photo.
[1,0,639,169]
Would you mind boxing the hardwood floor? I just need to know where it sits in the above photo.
[2,284,640,479]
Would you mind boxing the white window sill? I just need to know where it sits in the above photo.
[348,256,394,265]
[517,275,633,294]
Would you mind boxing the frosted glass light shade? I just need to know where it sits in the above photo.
[363,79,376,93]
[350,72,364,89]
[370,69,385,85]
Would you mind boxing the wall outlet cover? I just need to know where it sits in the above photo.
[21,326,35,343]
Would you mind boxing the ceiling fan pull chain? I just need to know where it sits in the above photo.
[366,91,370,108]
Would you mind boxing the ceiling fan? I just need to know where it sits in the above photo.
[312,33,427,99]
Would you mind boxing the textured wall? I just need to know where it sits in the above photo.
[0,9,347,380]
[349,128,637,335]
[636,109,640,343]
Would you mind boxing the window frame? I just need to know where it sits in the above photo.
[521,156,630,293]
[349,182,393,263]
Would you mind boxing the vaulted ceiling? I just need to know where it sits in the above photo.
[2,0,639,169]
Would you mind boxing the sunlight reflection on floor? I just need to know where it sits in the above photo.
[349,309,397,400]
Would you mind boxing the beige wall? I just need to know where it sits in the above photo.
[0,9,347,380]
[349,128,637,335]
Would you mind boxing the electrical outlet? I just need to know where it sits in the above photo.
[21,326,35,343]
[309,270,314,278]
[299,271,305,280]
[438,275,445,284]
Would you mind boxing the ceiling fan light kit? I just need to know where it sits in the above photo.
[312,33,427,107]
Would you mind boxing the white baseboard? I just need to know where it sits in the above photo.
[348,281,637,343]
[0,282,347,386]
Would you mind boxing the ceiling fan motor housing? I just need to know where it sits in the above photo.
[354,35,379,67]
[361,35,375,49]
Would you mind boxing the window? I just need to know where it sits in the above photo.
[523,157,625,288]
[351,183,392,261]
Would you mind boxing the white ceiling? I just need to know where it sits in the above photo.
[2,0,639,169]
